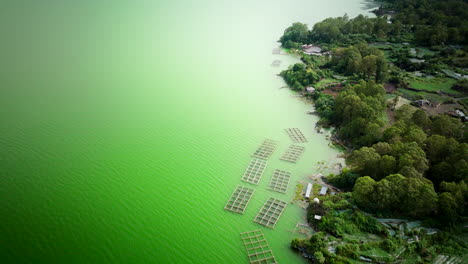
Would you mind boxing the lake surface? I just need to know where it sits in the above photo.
[1,1,372,263]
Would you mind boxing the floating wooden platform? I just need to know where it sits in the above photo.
[271,60,281,67]
[272,48,280,55]
[241,158,267,185]
[285,128,308,143]
[280,145,305,163]
[254,197,287,228]
[240,230,277,264]
[224,185,256,214]
[251,139,278,160]
[268,169,291,193]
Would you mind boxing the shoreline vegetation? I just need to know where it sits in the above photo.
[278,0,468,263]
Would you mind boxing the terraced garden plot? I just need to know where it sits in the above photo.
[285,128,307,143]
[268,169,291,193]
[240,230,277,264]
[251,139,278,160]
[280,145,305,163]
[241,159,267,185]
[224,185,255,214]
[254,198,287,228]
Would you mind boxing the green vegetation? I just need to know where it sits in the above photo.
[328,44,388,82]
[316,78,339,89]
[408,78,458,94]
[291,194,467,263]
[294,184,305,201]
[279,63,324,91]
[279,0,468,262]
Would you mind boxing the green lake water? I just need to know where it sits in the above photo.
[0,1,375,263]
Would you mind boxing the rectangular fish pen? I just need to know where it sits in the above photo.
[254,198,287,229]
[285,128,308,143]
[251,139,278,160]
[240,230,277,264]
[268,169,291,193]
[241,158,267,185]
[280,145,305,163]
[224,185,256,214]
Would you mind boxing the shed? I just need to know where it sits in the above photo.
[302,44,322,55]
[456,110,467,122]
[314,215,322,220]
[409,58,425,64]
[319,186,328,195]
[414,99,430,106]
[305,183,313,198]
[306,87,315,93]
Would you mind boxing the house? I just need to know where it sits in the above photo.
[302,44,322,55]
[414,99,430,107]
[455,110,467,122]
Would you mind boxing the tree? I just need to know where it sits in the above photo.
[438,192,458,226]
[314,252,325,264]
[373,178,399,210]
[425,135,449,163]
[372,142,392,156]
[403,126,427,146]
[400,177,437,217]
[379,155,397,180]
[431,115,463,140]
[353,176,376,210]
[411,109,431,130]
[348,147,381,178]
[314,93,335,121]
[392,142,428,174]
[279,22,309,48]
[361,55,378,80]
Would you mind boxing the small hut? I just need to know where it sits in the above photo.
[306,87,316,93]
[302,44,322,55]
[319,186,328,196]
[305,183,313,198]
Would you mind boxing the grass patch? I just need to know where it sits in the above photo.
[293,184,305,201]
[359,248,395,262]
[408,78,459,94]
[415,47,436,57]
[399,88,447,103]
[379,109,389,124]
[316,78,338,88]
[313,183,322,196]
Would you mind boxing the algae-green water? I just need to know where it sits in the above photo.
[0,1,372,263]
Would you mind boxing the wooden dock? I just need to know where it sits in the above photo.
[285,128,308,143]
[254,197,287,229]
[224,185,256,214]
[252,139,278,160]
[241,158,267,185]
[240,230,277,264]
[280,145,305,163]
[268,169,291,193]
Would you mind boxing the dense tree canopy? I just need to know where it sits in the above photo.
[329,44,388,82]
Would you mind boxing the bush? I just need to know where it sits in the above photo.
[452,79,468,93]
[336,243,360,259]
